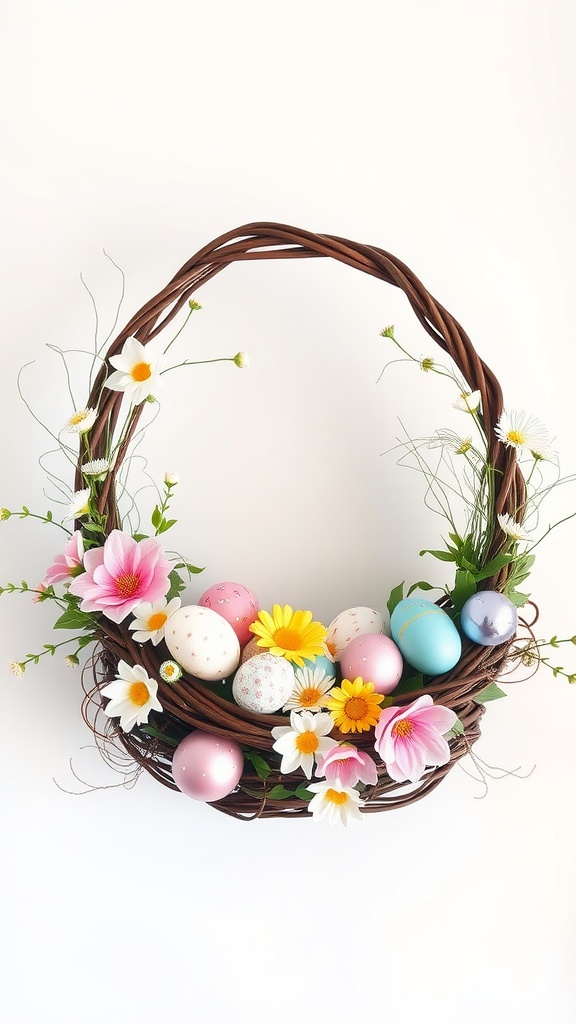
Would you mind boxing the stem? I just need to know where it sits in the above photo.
[161,356,237,375]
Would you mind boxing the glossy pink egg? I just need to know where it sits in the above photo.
[199,581,259,647]
[172,731,243,802]
[340,633,403,695]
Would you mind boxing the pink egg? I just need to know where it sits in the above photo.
[340,633,403,695]
[199,582,259,647]
[172,731,243,802]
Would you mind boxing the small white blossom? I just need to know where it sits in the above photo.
[65,488,91,520]
[453,390,481,413]
[233,351,249,368]
[495,410,554,459]
[82,459,110,479]
[63,408,97,434]
[497,513,533,543]
[101,660,162,732]
[10,660,25,677]
[164,472,179,486]
[104,336,165,405]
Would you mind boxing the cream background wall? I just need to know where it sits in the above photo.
[1,2,575,1023]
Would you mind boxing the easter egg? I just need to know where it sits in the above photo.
[165,605,240,681]
[390,598,461,676]
[326,607,385,661]
[199,581,259,647]
[240,637,263,664]
[340,633,403,695]
[297,653,337,682]
[461,591,518,646]
[172,731,243,802]
[232,653,295,713]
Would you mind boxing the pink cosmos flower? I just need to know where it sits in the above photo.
[43,530,84,586]
[374,694,457,784]
[32,583,48,604]
[69,530,171,624]
[316,743,378,788]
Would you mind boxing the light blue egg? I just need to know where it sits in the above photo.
[390,598,461,676]
[296,653,337,681]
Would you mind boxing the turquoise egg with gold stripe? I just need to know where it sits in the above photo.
[390,598,461,676]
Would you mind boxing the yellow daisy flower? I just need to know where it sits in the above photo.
[325,677,385,734]
[249,604,327,668]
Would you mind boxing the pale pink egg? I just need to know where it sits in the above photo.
[339,633,403,695]
[172,731,243,802]
[199,581,259,647]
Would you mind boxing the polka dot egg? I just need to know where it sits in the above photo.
[165,605,240,681]
[232,654,295,714]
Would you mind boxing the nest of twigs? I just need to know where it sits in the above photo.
[77,223,526,819]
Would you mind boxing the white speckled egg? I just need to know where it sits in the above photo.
[165,605,240,681]
[326,606,385,661]
[232,654,295,714]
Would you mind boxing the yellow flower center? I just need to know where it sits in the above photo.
[344,696,369,722]
[129,681,150,707]
[392,719,414,738]
[115,572,140,599]
[131,361,152,382]
[326,788,347,805]
[70,411,88,425]
[295,731,319,755]
[164,664,176,678]
[148,611,168,631]
[299,686,323,707]
[507,429,526,446]
[274,626,302,651]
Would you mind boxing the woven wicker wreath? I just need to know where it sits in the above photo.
[77,222,525,820]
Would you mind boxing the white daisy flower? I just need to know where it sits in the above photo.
[101,660,162,732]
[497,512,533,543]
[307,778,364,826]
[495,410,554,458]
[271,710,334,780]
[104,336,165,405]
[63,408,97,434]
[82,459,110,480]
[453,390,481,413]
[65,488,91,520]
[128,597,181,645]
[283,666,334,712]
[159,660,183,683]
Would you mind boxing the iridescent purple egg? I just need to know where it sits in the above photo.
[461,591,518,647]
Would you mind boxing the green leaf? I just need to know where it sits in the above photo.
[450,569,477,612]
[151,506,162,529]
[266,785,296,801]
[506,589,531,608]
[165,570,186,602]
[75,634,95,651]
[53,607,95,631]
[394,672,424,695]
[245,751,272,780]
[475,683,507,703]
[295,783,314,801]
[420,549,457,563]
[550,635,559,648]
[406,581,436,596]
[474,552,514,582]
[386,582,404,617]
[131,532,149,542]
[449,717,465,736]
[158,518,177,535]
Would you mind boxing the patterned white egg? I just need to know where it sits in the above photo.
[165,605,240,681]
[326,606,385,661]
[232,654,295,714]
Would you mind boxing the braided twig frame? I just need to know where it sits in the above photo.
[78,223,526,819]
